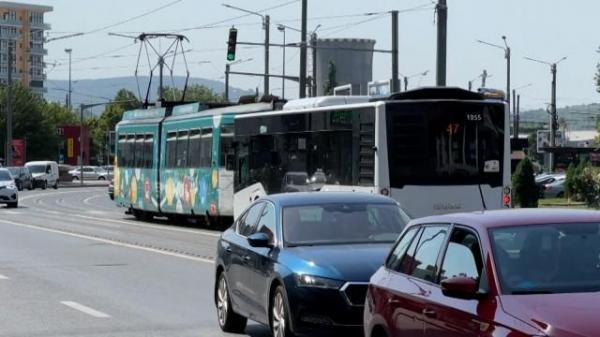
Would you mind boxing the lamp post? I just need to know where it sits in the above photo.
[64,48,72,110]
[399,70,429,91]
[477,37,511,114]
[524,56,567,171]
[225,58,253,102]
[277,24,286,99]
[223,4,269,96]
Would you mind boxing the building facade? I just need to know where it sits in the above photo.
[0,1,52,95]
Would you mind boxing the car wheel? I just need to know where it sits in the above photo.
[7,202,18,208]
[27,183,33,190]
[99,176,106,180]
[17,183,23,191]
[271,286,295,337]
[53,181,58,189]
[42,181,47,190]
[216,273,247,333]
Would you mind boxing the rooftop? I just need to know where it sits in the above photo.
[0,1,52,12]
[265,192,398,207]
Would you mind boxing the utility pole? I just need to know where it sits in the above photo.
[5,43,13,166]
[277,25,286,99]
[516,94,521,137]
[482,69,488,88]
[299,0,308,97]
[391,10,399,92]
[225,63,230,102]
[65,48,72,110]
[311,32,317,97]
[436,0,447,86]
[512,89,517,137]
[158,55,164,101]
[524,56,566,171]
[264,15,270,96]
[504,36,511,117]
[79,103,84,185]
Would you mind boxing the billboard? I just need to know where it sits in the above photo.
[537,130,563,153]
[11,139,26,166]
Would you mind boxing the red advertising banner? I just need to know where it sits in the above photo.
[11,139,26,166]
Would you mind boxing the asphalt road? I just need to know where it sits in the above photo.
[0,187,271,337]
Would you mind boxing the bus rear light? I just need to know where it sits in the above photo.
[503,194,511,207]
[380,188,390,196]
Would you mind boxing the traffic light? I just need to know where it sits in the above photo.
[227,27,238,61]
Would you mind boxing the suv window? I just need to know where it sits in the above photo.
[387,226,420,271]
[440,227,483,283]
[408,225,449,282]
[256,203,276,243]
[237,203,264,237]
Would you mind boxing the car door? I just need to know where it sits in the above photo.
[245,201,278,324]
[84,167,95,179]
[423,226,497,337]
[228,202,265,317]
[386,224,450,337]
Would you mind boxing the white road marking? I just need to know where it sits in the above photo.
[19,189,100,201]
[3,211,20,215]
[83,194,104,207]
[60,301,111,318]
[0,274,9,280]
[0,218,214,264]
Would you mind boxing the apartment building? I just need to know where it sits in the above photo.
[0,1,52,95]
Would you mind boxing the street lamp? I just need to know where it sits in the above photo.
[64,48,72,110]
[399,70,429,91]
[225,58,253,102]
[222,3,270,96]
[524,56,567,171]
[476,36,511,113]
[277,24,286,99]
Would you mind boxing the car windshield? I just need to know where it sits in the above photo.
[491,223,600,295]
[286,174,308,185]
[0,170,12,181]
[7,167,18,175]
[283,203,410,246]
[28,165,46,174]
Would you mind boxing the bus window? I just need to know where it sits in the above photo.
[135,134,145,168]
[166,132,177,168]
[201,128,213,167]
[188,129,201,167]
[386,102,504,187]
[144,134,154,168]
[177,130,189,168]
[220,126,234,171]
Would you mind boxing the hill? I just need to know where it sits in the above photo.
[521,103,600,130]
[45,76,253,114]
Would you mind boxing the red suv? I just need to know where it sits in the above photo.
[364,209,600,337]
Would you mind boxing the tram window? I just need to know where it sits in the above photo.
[220,126,234,170]
[188,129,201,167]
[144,134,154,168]
[177,130,189,168]
[201,128,213,167]
[135,134,145,168]
[126,134,136,167]
[117,135,127,167]
[167,132,177,168]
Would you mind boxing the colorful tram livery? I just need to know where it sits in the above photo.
[114,102,275,224]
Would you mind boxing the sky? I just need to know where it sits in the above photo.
[24,0,600,110]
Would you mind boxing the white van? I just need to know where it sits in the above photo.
[25,161,59,189]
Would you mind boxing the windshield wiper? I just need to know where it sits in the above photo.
[511,290,554,295]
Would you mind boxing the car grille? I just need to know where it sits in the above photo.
[340,282,369,306]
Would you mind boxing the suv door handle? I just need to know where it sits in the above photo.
[422,308,437,318]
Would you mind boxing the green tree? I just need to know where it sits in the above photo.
[162,84,224,103]
[565,163,576,200]
[324,61,337,95]
[512,157,539,207]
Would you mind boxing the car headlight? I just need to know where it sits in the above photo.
[294,274,344,289]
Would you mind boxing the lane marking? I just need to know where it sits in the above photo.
[0,274,9,280]
[60,301,111,318]
[83,194,105,207]
[0,218,214,264]
[19,188,102,201]
[3,211,20,215]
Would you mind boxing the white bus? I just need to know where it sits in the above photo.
[233,87,511,218]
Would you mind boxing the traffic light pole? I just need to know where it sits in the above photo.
[549,63,557,171]
[264,15,270,96]
[225,63,230,102]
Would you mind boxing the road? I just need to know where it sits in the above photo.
[0,187,270,337]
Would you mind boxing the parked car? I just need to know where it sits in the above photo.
[7,166,33,191]
[102,165,114,180]
[281,171,310,192]
[108,179,114,200]
[535,173,565,197]
[543,177,566,198]
[0,168,18,207]
[25,161,59,189]
[364,209,600,337]
[215,192,410,337]
[69,166,109,180]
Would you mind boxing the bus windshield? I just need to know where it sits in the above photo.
[386,101,505,188]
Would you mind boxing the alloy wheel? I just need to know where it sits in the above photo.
[217,276,229,327]
[272,291,286,337]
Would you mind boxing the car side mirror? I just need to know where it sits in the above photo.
[247,232,272,248]
[441,277,481,300]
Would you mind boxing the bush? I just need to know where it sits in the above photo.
[571,160,591,201]
[565,163,576,199]
[578,166,600,208]
[512,157,539,208]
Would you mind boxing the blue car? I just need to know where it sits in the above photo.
[214,192,410,337]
